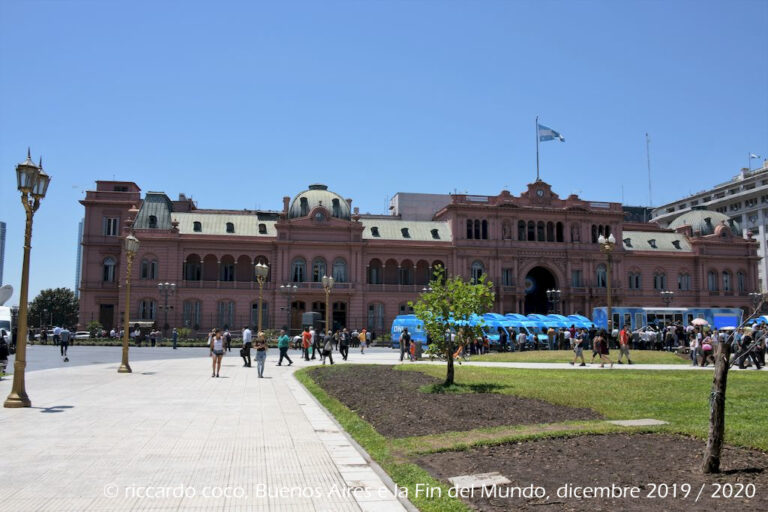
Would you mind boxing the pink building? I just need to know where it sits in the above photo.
[78,180,760,334]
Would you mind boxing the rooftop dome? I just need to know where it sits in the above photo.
[668,208,734,236]
[288,184,351,220]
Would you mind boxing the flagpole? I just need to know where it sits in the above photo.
[536,116,540,181]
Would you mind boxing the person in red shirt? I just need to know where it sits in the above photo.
[302,327,312,361]
[617,324,633,364]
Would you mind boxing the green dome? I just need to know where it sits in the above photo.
[288,184,351,220]
[668,209,735,236]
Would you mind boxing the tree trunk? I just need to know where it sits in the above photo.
[701,341,731,474]
[445,334,454,386]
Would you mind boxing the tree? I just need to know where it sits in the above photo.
[29,288,79,329]
[411,266,495,386]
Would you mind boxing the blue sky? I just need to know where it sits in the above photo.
[1,0,766,305]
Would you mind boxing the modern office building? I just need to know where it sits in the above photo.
[0,221,5,285]
[651,159,768,290]
[77,179,759,333]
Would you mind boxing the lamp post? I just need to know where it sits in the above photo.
[322,275,335,333]
[5,149,51,408]
[254,262,269,335]
[598,234,617,335]
[157,282,176,336]
[279,283,298,333]
[546,289,561,314]
[660,290,674,307]
[118,234,140,373]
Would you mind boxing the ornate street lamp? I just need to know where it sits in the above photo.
[546,289,561,314]
[5,150,50,408]
[254,262,269,336]
[598,233,616,335]
[279,283,298,333]
[322,275,335,333]
[157,282,176,336]
[118,234,140,373]
[660,290,675,307]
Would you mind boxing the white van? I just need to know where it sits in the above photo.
[0,306,12,341]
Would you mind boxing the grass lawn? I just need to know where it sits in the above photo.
[472,349,689,364]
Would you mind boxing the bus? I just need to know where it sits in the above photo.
[592,307,744,331]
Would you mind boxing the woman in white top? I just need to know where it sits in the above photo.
[210,329,225,377]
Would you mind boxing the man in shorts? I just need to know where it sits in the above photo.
[617,324,633,364]
[569,329,586,366]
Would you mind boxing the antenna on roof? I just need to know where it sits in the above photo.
[646,132,653,222]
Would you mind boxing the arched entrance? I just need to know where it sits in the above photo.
[524,266,557,314]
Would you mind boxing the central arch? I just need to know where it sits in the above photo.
[524,266,557,314]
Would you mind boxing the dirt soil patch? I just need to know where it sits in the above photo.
[307,365,600,437]
[418,433,768,511]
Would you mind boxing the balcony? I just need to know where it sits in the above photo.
[364,284,428,293]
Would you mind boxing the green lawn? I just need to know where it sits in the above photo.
[472,349,689,364]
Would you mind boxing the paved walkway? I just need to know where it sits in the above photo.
[0,345,762,512]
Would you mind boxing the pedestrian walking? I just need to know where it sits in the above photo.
[399,328,411,362]
[569,330,586,366]
[241,326,252,367]
[172,328,178,350]
[254,331,267,377]
[498,327,508,352]
[700,334,715,367]
[359,328,367,354]
[594,330,613,368]
[53,326,61,346]
[409,337,417,361]
[276,329,294,366]
[321,331,334,365]
[617,325,632,364]
[310,327,317,360]
[59,327,71,361]
[0,331,9,379]
[339,328,350,360]
[225,329,232,352]
[210,329,225,378]
[302,327,311,361]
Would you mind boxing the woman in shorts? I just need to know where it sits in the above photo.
[594,330,613,368]
[210,329,225,377]
[569,329,586,366]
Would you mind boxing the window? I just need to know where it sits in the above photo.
[258,223,267,234]
[291,258,306,282]
[312,258,326,282]
[332,198,341,217]
[399,303,414,314]
[140,259,158,280]
[103,257,116,282]
[401,228,410,238]
[368,264,382,284]
[466,219,473,239]
[193,221,202,232]
[571,270,583,288]
[470,261,484,284]
[527,221,535,241]
[481,220,488,240]
[596,265,607,288]
[502,268,514,286]
[148,215,158,228]
[367,303,384,332]
[653,273,666,290]
[299,197,309,216]
[226,222,235,233]
[729,202,742,212]
[183,300,201,329]
[518,221,526,241]
[185,258,201,280]
[251,302,269,329]
[629,272,641,289]
[332,258,347,283]
[722,271,731,292]
[591,225,598,243]
[399,265,413,285]
[103,217,119,236]
[371,226,380,237]
[708,271,718,292]
[220,261,235,281]
[474,219,480,240]
[431,229,440,240]
[556,222,564,242]
[139,300,156,320]
[546,222,554,242]
[678,273,691,291]
[537,221,545,241]
[737,272,745,293]
[217,301,234,329]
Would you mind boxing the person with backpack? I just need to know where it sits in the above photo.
[399,328,411,362]
[59,327,71,361]
[321,331,334,365]
[339,328,350,361]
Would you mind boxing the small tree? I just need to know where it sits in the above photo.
[86,321,103,338]
[29,288,79,328]
[411,266,495,386]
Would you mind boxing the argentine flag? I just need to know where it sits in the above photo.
[538,124,565,142]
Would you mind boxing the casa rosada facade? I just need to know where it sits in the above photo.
[78,180,760,334]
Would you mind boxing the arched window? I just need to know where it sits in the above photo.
[226,222,235,233]
[481,219,488,240]
[217,300,234,329]
[596,264,607,288]
[592,225,598,243]
[139,299,156,320]
[193,221,202,232]
[220,258,235,281]
[536,221,545,241]
[185,256,201,281]
[332,198,341,217]
[368,260,383,284]
[183,300,201,329]
[546,222,554,242]
[399,264,413,285]
[678,273,691,291]
[474,219,481,240]
[251,302,269,329]
[291,258,306,282]
[707,271,718,292]
[556,222,564,242]
[140,258,158,280]
[653,272,667,290]
[527,221,535,241]
[628,272,641,289]
[367,303,384,331]
[471,260,485,284]
[148,215,157,228]
[518,220,526,241]
[103,257,116,282]
[312,258,326,282]
[722,271,731,292]
[399,303,415,314]
[332,258,347,283]
[299,197,309,216]
[737,271,746,293]
[466,219,473,239]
